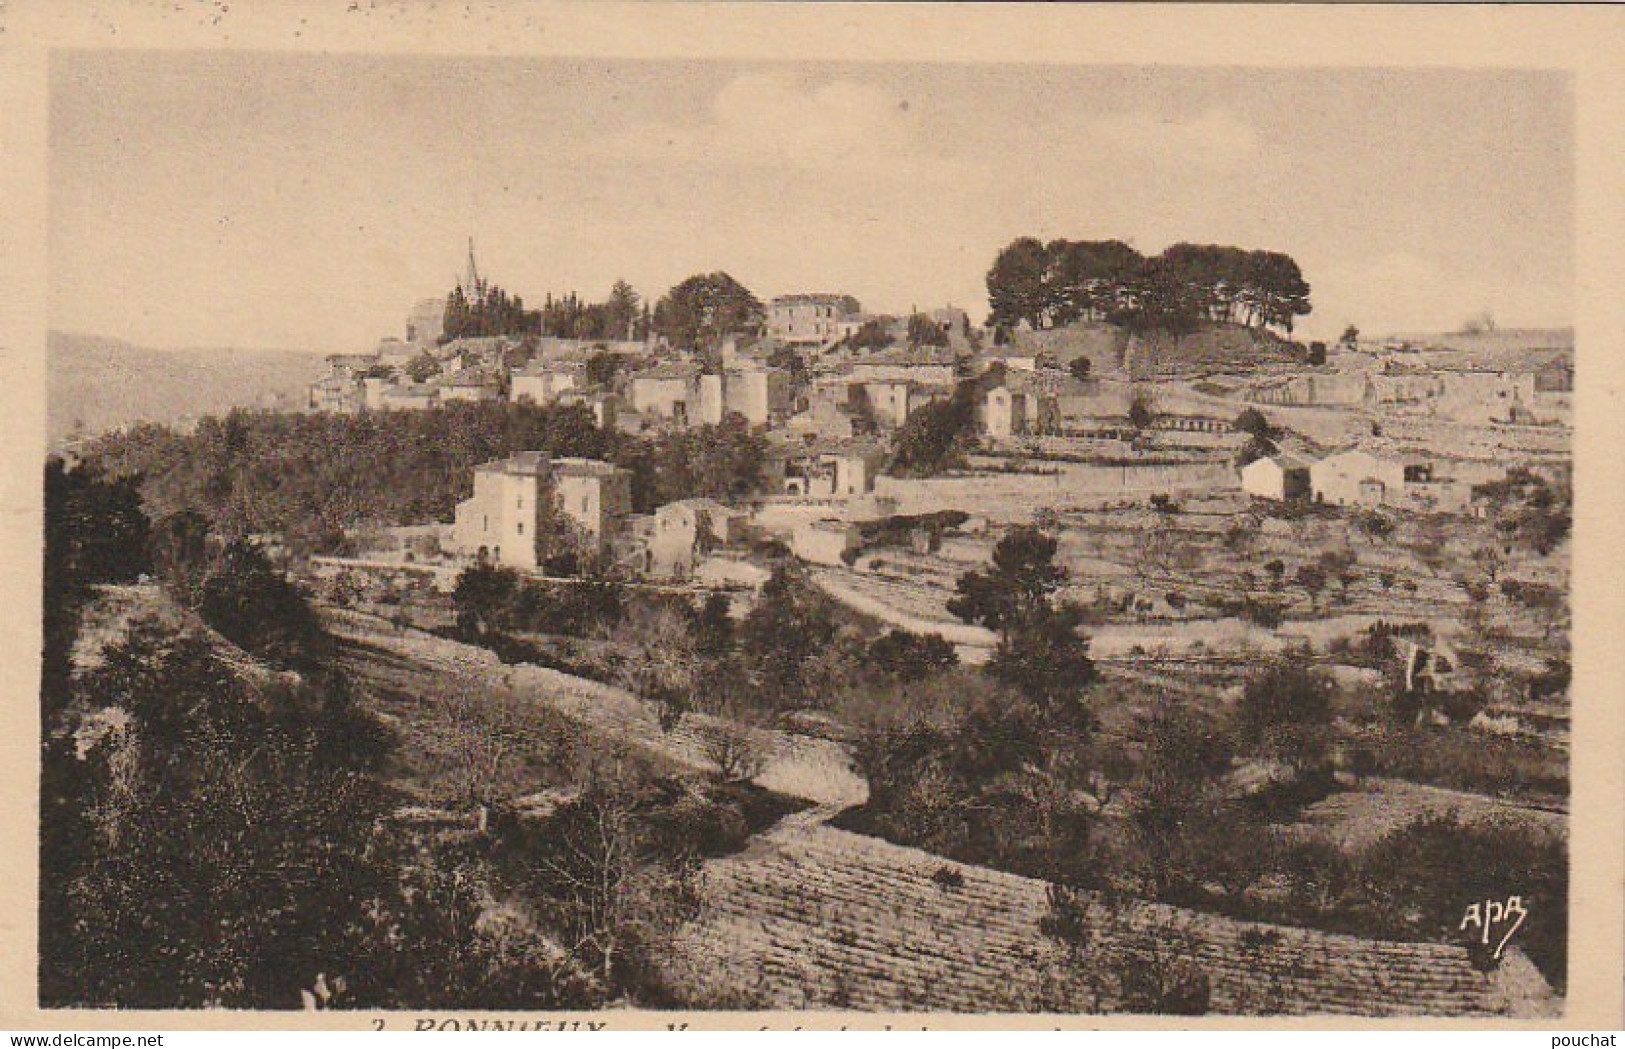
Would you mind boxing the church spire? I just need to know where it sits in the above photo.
[462,237,481,300]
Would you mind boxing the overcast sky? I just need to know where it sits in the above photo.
[49,53,1572,353]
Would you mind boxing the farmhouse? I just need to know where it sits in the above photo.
[982,372,1078,437]
[1310,448,1443,508]
[772,441,888,499]
[378,383,439,411]
[1240,453,1313,501]
[637,498,747,579]
[848,348,957,387]
[511,361,583,404]
[436,367,502,403]
[450,453,632,569]
[628,362,703,423]
[791,519,862,566]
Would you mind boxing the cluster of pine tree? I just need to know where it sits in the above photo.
[540,280,650,342]
[987,238,1311,337]
[442,279,542,341]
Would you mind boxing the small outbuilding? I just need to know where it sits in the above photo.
[1240,453,1312,501]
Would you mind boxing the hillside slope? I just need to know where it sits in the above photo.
[1011,320,1300,379]
[49,332,325,443]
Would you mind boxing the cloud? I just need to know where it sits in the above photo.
[1088,107,1261,174]
[615,73,928,180]
[711,74,911,170]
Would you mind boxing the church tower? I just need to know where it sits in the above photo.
[459,237,482,302]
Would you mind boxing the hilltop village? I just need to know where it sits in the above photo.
[47,237,1572,1015]
[301,243,1569,591]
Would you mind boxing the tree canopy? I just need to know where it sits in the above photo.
[652,272,763,351]
[443,280,541,341]
[540,280,647,342]
[986,237,1311,336]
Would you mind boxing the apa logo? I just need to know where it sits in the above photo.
[1459,895,1529,959]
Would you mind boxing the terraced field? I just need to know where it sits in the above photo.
[326,607,866,809]
[671,820,1557,1016]
[325,605,1559,1018]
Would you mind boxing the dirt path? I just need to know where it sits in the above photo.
[813,567,1421,662]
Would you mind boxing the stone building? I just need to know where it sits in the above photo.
[639,498,746,579]
[406,298,446,346]
[1240,453,1313,501]
[511,361,583,404]
[767,294,861,345]
[451,453,633,569]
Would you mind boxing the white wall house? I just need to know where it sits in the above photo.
[1240,453,1313,501]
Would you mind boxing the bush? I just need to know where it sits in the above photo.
[1358,814,1567,990]
[1356,722,1566,801]
[1237,661,1335,733]
[1240,597,1284,630]
[867,629,959,682]
[197,542,329,671]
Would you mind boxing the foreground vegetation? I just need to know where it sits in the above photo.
[83,401,771,556]
[39,459,770,1009]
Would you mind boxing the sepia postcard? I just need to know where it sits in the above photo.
[2,0,1623,1033]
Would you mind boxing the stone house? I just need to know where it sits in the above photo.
[848,349,957,387]
[379,383,439,411]
[1310,448,1434,508]
[1240,453,1313,501]
[437,367,502,404]
[640,498,746,579]
[792,519,862,566]
[767,293,861,345]
[451,453,633,569]
[511,361,583,404]
[723,363,794,425]
[774,442,888,499]
[628,362,703,423]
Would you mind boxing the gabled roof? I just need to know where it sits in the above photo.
[850,347,958,368]
[1246,452,1312,471]
[383,383,437,398]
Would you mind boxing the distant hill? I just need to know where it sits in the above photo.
[1371,327,1573,374]
[49,332,325,444]
[1010,320,1300,379]
[1379,327,1573,355]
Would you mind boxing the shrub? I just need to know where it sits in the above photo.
[867,629,959,683]
[1240,597,1284,629]
[1358,814,1567,990]
[1237,661,1335,734]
